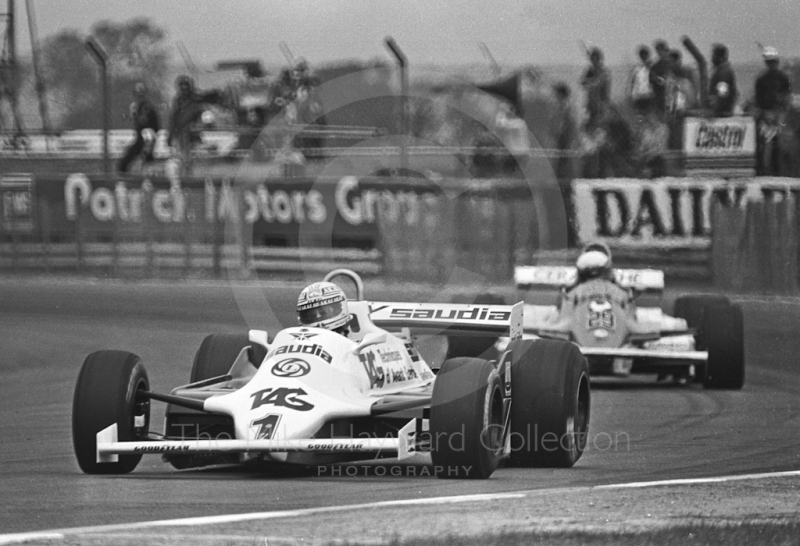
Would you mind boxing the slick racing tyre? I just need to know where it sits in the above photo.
[507,339,590,468]
[430,357,504,479]
[191,333,266,383]
[702,303,745,390]
[673,295,730,350]
[72,351,150,474]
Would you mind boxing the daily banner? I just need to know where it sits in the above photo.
[573,177,800,249]
[31,174,438,246]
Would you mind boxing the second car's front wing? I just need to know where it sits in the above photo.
[578,347,708,361]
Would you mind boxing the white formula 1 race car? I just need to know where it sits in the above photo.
[72,270,590,479]
[515,265,744,389]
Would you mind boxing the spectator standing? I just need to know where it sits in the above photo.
[552,83,577,180]
[552,82,578,244]
[628,45,653,113]
[709,43,737,117]
[118,83,160,174]
[754,47,793,174]
[649,40,673,118]
[668,49,698,114]
[580,48,610,126]
[167,75,222,176]
[666,49,697,149]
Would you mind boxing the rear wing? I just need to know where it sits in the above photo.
[369,301,523,340]
[515,266,664,293]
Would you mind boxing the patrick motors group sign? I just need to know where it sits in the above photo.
[32,174,436,246]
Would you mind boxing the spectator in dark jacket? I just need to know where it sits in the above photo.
[118,83,160,173]
[648,40,673,117]
[755,47,792,112]
[167,75,222,173]
[754,46,793,174]
[709,43,738,116]
[580,47,610,125]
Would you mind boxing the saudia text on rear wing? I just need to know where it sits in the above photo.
[369,301,523,340]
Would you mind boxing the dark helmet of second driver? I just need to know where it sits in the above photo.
[296,282,350,331]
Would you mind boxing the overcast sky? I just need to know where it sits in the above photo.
[16,1,800,67]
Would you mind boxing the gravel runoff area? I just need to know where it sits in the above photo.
[3,475,800,546]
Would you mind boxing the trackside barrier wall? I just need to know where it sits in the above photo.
[6,173,800,286]
[375,179,564,284]
[711,199,799,293]
[0,174,383,276]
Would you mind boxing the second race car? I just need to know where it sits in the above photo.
[514,243,745,389]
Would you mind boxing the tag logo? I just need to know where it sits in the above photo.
[250,388,315,412]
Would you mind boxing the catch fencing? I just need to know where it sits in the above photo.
[711,199,799,293]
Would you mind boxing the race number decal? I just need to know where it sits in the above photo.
[251,414,281,440]
[587,300,615,330]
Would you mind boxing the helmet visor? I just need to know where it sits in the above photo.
[298,301,343,325]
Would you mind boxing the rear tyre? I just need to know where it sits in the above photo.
[703,303,745,390]
[430,357,504,479]
[72,350,150,474]
[191,333,265,383]
[507,339,590,468]
[673,295,730,349]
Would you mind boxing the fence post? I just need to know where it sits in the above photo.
[75,201,85,272]
[40,199,51,274]
[144,183,154,277]
[183,190,192,277]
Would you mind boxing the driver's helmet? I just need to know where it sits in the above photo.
[575,241,613,281]
[296,282,349,331]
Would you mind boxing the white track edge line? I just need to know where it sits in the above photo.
[4,470,799,544]
[0,492,525,544]
[595,469,800,489]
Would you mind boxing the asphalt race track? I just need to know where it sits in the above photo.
[1,276,800,535]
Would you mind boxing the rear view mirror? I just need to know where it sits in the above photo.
[353,332,386,354]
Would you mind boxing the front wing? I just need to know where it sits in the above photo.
[95,423,405,463]
[579,347,707,361]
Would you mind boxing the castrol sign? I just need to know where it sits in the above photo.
[683,117,756,156]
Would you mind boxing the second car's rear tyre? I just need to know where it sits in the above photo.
[72,350,150,474]
[703,303,745,390]
[507,339,590,468]
[430,357,504,479]
[674,295,730,350]
[191,333,265,383]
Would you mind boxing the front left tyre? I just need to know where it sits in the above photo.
[72,350,150,474]
[191,333,265,383]
[506,339,590,468]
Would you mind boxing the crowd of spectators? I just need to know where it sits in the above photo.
[118,61,325,175]
[569,39,798,178]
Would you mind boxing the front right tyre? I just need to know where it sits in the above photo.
[72,350,150,474]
